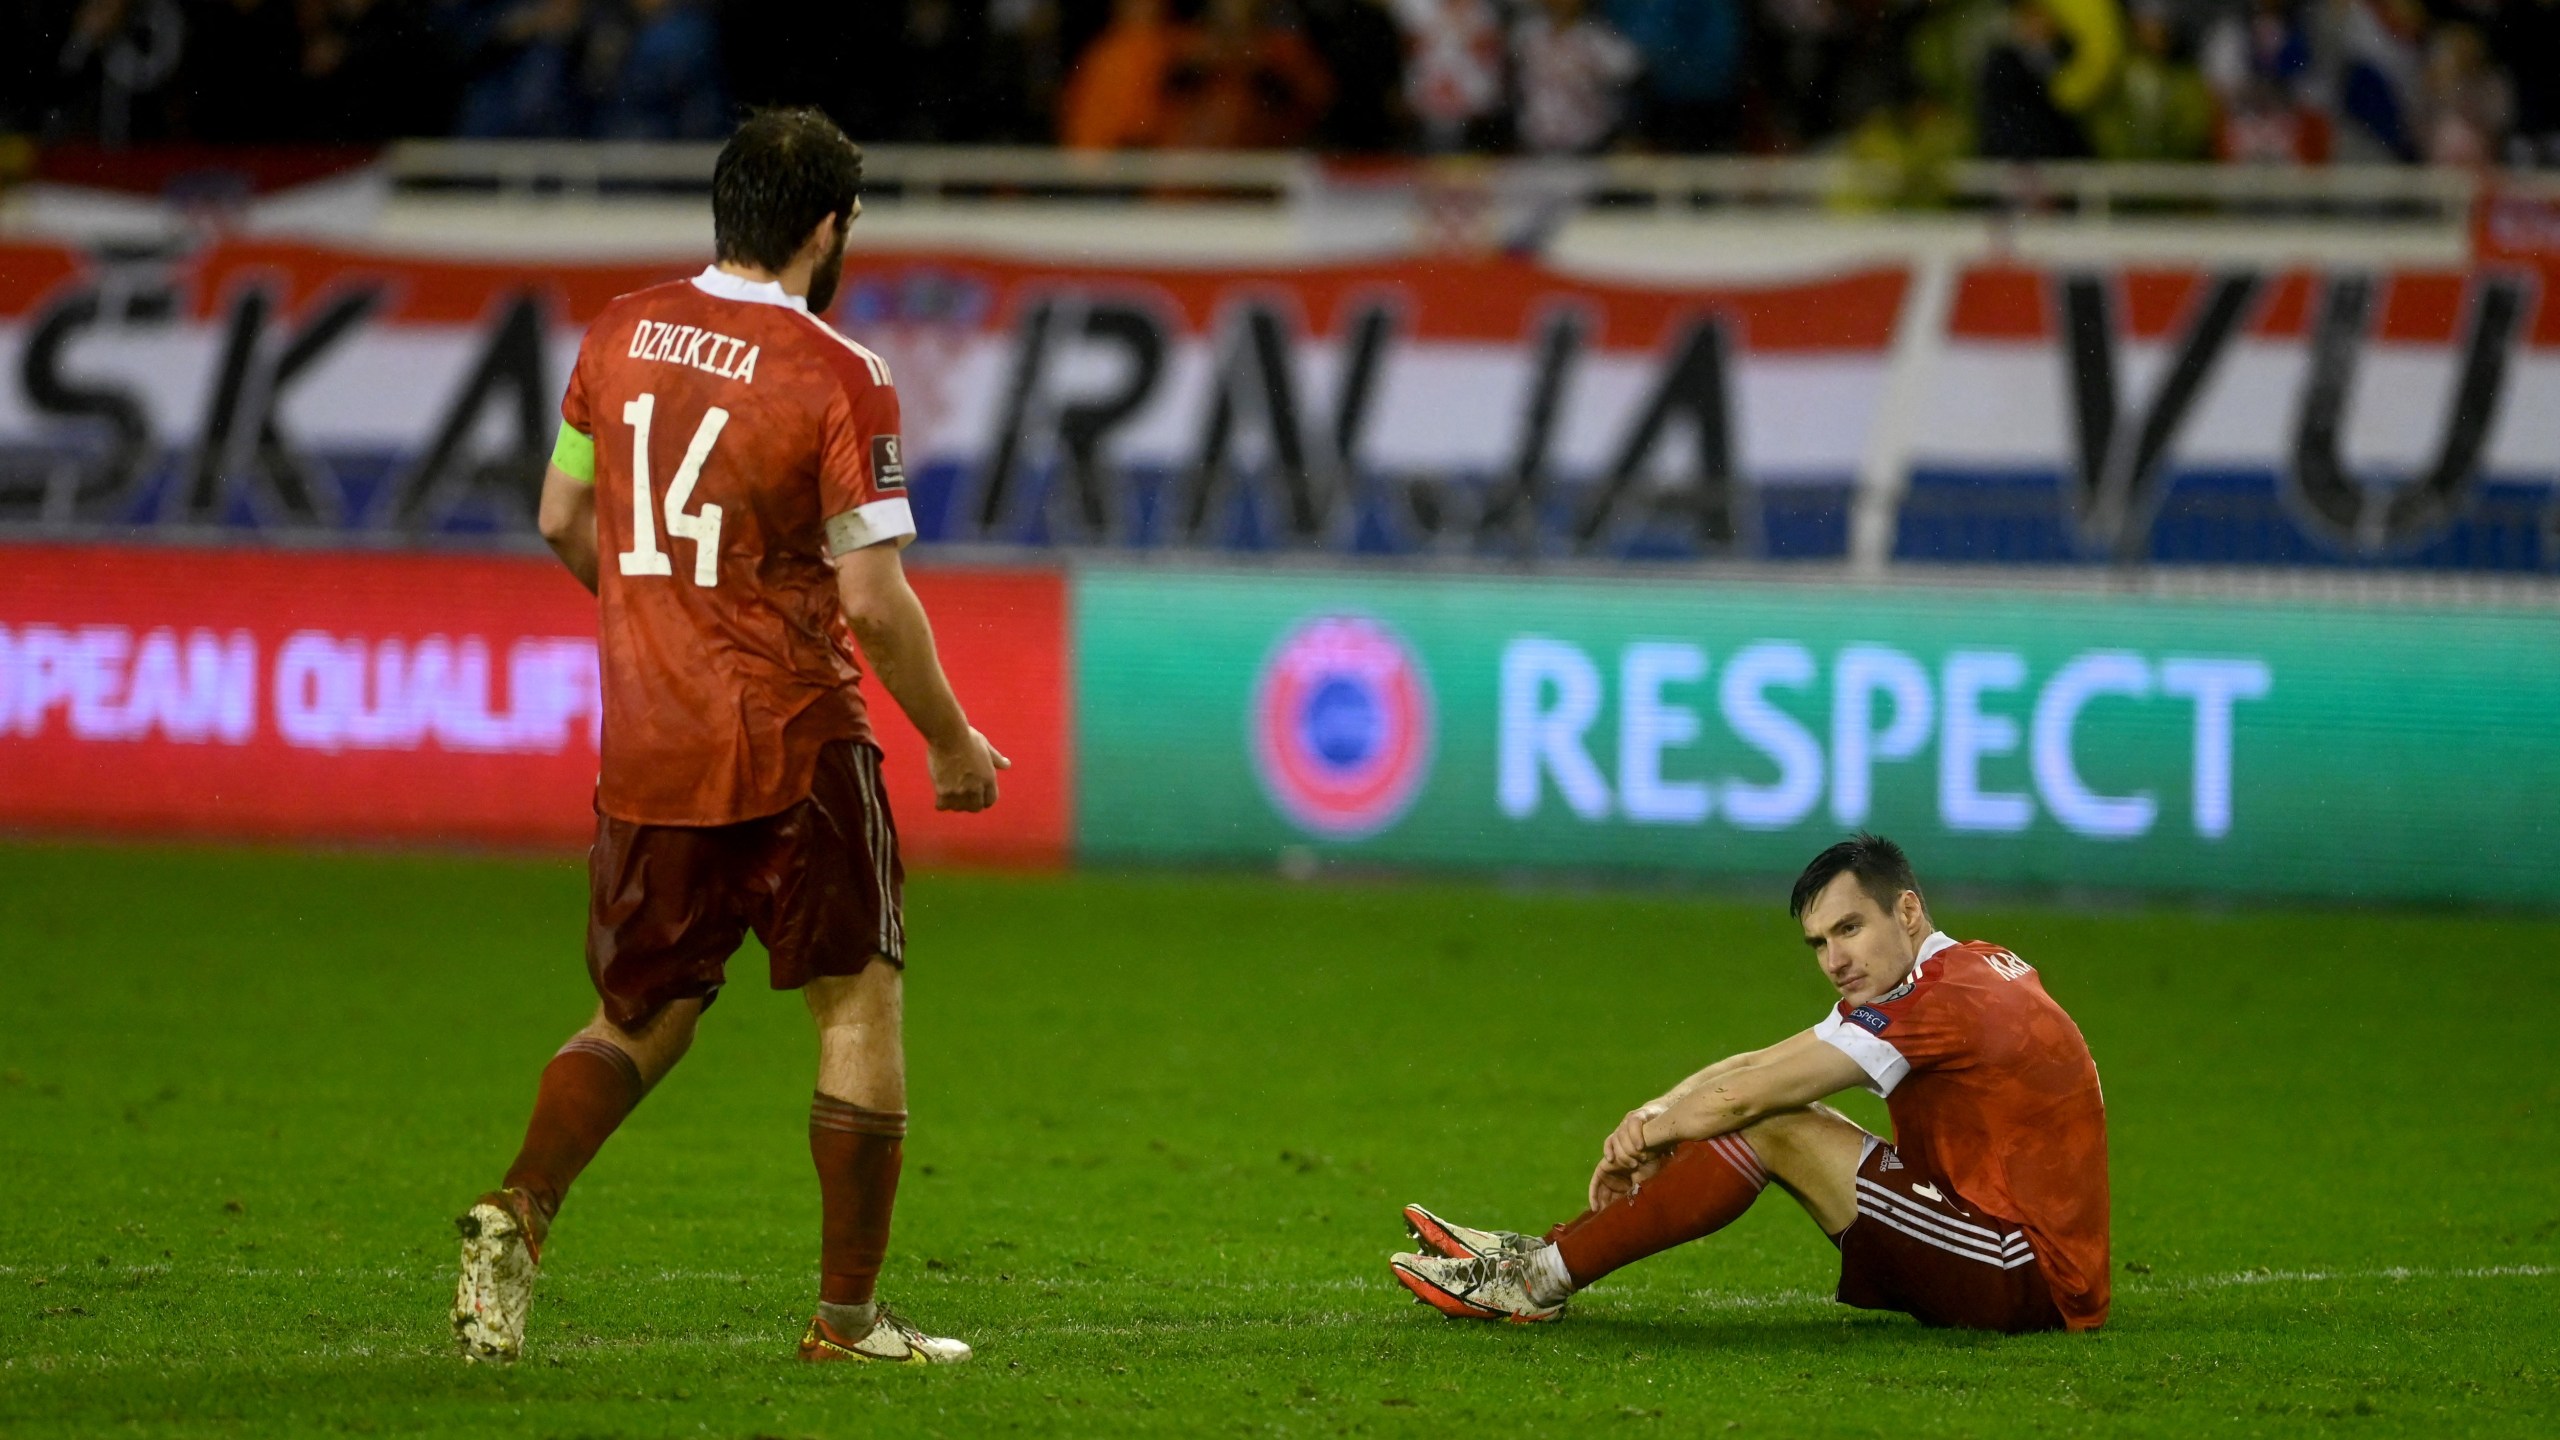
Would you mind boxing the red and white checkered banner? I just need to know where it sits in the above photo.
[2,237,2556,566]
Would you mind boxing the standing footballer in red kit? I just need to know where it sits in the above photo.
[449,109,1009,1367]
[1392,833,2110,1334]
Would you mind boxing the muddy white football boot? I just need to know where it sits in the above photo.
[1403,1203,1541,1263]
[1390,1249,1567,1324]
[452,1188,545,1362]
[798,1304,973,1365]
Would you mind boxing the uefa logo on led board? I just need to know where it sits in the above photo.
[1250,615,1436,840]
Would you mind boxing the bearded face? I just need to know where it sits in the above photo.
[804,214,850,317]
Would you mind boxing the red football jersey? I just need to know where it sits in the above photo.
[559,266,914,826]
[1814,934,2111,1329]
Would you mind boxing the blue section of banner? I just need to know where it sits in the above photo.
[1896,468,2559,570]
[0,447,533,536]
[906,460,1854,561]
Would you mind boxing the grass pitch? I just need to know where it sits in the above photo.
[0,844,2553,1438]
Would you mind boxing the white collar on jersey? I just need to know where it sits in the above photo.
[690,265,808,312]
[1870,931,1957,1006]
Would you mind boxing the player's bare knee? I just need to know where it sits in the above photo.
[1738,1106,1869,1180]
[804,960,902,1028]
[1744,1102,1858,1139]
[589,999,699,1083]
[1737,1106,1815,1148]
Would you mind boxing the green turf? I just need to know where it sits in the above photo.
[0,843,2553,1437]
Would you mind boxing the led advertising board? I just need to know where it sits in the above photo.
[1079,568,2560,905]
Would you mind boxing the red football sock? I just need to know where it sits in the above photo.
[810,1093,906,1307]
[502,1036,646,1223]
[1546,1135,1770,1287]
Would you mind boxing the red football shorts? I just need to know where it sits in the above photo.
[1836,1138,2065,1334]
[585,740,904,1030]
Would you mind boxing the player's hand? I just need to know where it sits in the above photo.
[1588,1148,1669,1210]
[1589,1159,1634,1211]
[928,727,1010,812]
[1602,1103,1667,1172]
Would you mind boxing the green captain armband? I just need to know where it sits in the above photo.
[551,423,597,484]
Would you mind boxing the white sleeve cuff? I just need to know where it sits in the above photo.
[824,497,917,555]
[1814,1011,1912,1097]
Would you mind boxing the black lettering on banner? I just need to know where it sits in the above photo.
[9,287,156,522]
[1479,305,1585,551]
[187,287,269,520]
[976,297,1060,534]
[1182,302,1328,544]
[1329,301,1395,473]
[393,292,552,531]
[1576,316,1744,554]
[1050,302,1167,539]
[982,295,1383,547]
[2288,272,2527,554]
[184,283,384,526]
[976,297,1171,541]
[2060,270,2260,560]
[1324,300,1412,537]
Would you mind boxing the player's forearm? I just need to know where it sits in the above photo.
[1646,1036,1861,1147]
[1652,1049,1762,1110]
[1646,1072,1768,1147]
[535,466,599,594]
[545,530,599,594]
[841,572,971,749]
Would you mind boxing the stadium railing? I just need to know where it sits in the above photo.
[7,141,2558,579]
[383,140,2560,229]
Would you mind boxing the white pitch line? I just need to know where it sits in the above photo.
[5,1262,2550,1291]
[2123,1263,2554,1290]
[10,1255,2549,1291]
[1652,1264,2558,1315]
[1,1264,1411,1290]
[7,1262,2554,1376]
[4,1260,2550,1375]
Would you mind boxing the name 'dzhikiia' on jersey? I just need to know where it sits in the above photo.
[629,320,759,383]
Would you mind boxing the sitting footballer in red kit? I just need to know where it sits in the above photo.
[1391,833,2110,1334]
[448,109,1008,1367]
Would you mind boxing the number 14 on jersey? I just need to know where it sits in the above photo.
[619,392,727,588]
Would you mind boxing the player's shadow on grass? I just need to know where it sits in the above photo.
[1556,1312,2002,1354]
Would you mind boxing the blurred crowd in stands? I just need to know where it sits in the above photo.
[5,0,2556,167]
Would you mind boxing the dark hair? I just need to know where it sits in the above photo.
[711,108,864,273]
[1789,832,1922,920]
